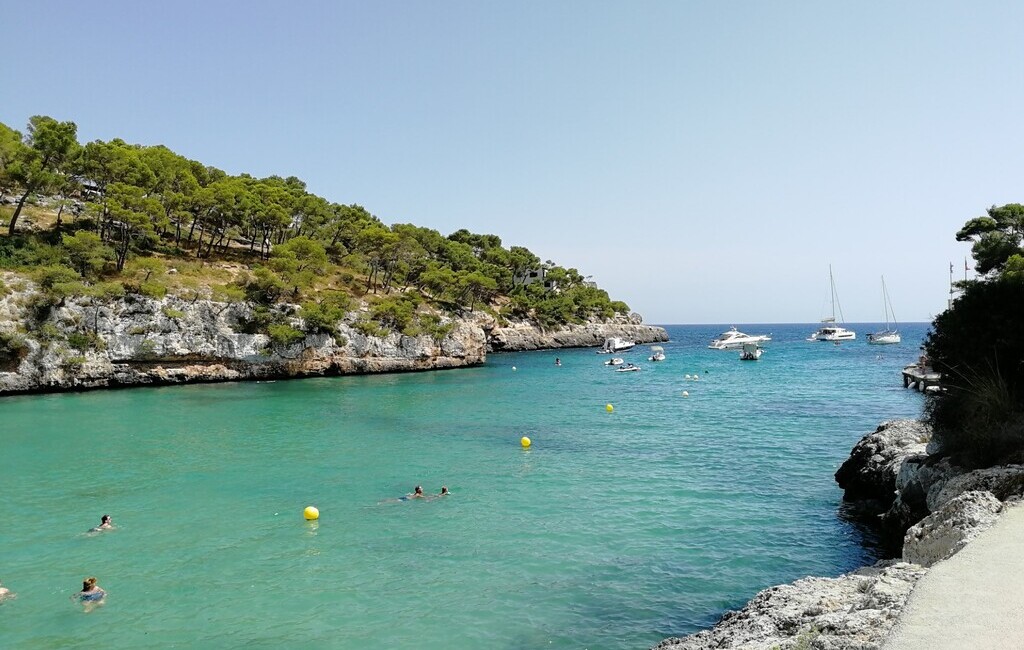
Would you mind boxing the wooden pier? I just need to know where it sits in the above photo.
[902,364,942,392]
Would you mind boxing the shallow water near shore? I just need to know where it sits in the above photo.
[0,323,927,649]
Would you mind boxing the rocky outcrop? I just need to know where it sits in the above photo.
[902,491,1002,568]
[927,464,1024,512]
[0,277,667,395]
[653,561,926,650]
[835,420,931,510]
[0,286,486,395]
[485,313,668,352]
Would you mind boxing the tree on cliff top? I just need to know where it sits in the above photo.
[6,116,79,236]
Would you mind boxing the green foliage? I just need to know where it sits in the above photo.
[368,294,419,333]
[300,293,351,335]
[267,323,305,347]
[139,281,167,299]
[161,307,186,319]
[0,330,28,363]
[0,234,65,270]
[0,114,631,331]
[136,339,158,359]
[62,355,87,372]
[245,267,287,304]
[66,330,102,351]
[956,204,1024,276]
[62,231,114,278]
[925,276,1024,466]
[352,318,389,338]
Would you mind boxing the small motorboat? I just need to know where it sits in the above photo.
[597,337,636,354]
[615,363,641,372]
[648,345,665,362]
[604,357,625,366]
[740,342,763,361]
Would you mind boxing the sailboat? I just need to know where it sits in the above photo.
[808,265,856,341]
[867,276,901,344]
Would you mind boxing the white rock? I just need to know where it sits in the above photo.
[903,490,1002,567]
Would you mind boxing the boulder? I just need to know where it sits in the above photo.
[903,490,1002,567]
[927,465,1024,512]
[835,420,931,507]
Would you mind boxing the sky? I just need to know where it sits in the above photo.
[2,1,1021,324]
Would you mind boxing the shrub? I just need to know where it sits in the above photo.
[299,293,351,335]
[0,330,28,362]
[162,307,186,320]
[267,323,306,347]
[245,267,287,304]
[139,281,167,299]
[62,355,87,372]
[352,319,389,338]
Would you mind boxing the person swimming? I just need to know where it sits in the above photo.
[555,358,561,366]
[439,486,450,496]
[75,577,106,612]
[88,514,113,533]
[0,579,14,603]
[397,486,425,501]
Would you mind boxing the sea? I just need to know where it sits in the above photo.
[0,323,929,649]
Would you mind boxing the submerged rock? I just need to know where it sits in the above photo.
[902,490,1002,568]
[653,561,926,650]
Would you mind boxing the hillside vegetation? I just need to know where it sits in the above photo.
[926,203,1024,466]
[0,115,630,352]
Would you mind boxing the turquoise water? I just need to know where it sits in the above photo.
[0,324,927,649]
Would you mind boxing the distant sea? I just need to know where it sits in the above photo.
[0,323,929,649]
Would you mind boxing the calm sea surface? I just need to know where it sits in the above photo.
[0,323,928,649]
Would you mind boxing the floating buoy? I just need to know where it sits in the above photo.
[682,391,689,397]
[693,375,699,381]
[521,436,531,448]
[606,403,614,412]
[303,506,319,521]
[684,374,691,380]
[512,366,517,371]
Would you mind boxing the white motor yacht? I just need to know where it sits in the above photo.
[648,345,666,362]
[598,337,636,354]
[708,327,771,350]
[604,357,625,366]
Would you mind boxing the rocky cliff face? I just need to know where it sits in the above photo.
[485,313,669,351]
[0,278,669,396]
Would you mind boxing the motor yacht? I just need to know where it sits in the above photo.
[708,327,771,350]
[597,337,636,354]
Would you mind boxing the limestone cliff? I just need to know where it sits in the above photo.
[0,277,668,395]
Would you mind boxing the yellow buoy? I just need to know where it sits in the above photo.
[521,436,531,448]
[303,506,319,521]
[606,403,614,412]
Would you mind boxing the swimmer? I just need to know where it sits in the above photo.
[0,579,14,603]
[396,485,425,502]
[88,514,114,533]
[74,577,106,612]
[439,486,450,496]
[555,358,561,366]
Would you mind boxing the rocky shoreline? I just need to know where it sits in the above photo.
[0,277,668,396]
[654,419,1024,650]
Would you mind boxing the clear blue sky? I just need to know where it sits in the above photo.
[3,1,1021,324]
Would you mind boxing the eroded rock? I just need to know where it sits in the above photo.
[903,490,1002,567]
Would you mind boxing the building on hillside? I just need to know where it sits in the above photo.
[515,268,557,291]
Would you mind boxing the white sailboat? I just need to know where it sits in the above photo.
[808,265,856,341]
[867,276,901,345]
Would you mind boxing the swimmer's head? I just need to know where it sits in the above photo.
[83,577,96,590]
[414,486,423,495]
[101,515,111,524]
[440,486,449,495]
